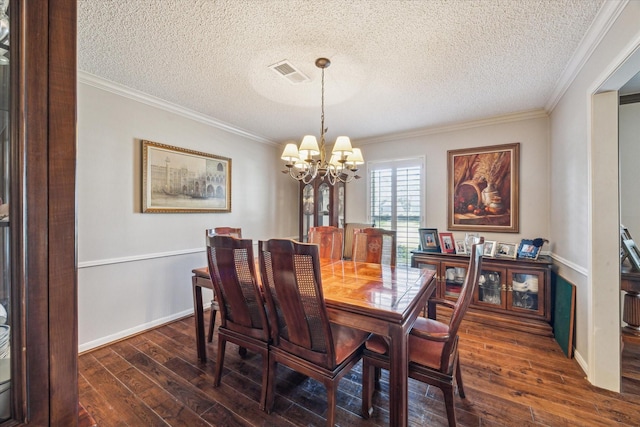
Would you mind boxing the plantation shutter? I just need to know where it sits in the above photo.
[368,158,424,266]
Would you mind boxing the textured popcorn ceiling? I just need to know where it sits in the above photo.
[78,0,606,144]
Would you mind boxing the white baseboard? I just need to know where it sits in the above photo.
[573,348,588,376]
[78,304,209,353]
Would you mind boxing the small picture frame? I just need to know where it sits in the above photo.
[419,228,441,252]
[454,239,467,254]
[496,242,517,259]
[483,240,497,257]
[439,232,456,254]
[517,239,540,260]
[623,239,640,270]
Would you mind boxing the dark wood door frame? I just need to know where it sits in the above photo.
[9,1,77,425]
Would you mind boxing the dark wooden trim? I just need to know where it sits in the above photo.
[620,93,640,105]
[7,0,77,425]
[48,0,78,425]
[21,2,51,424]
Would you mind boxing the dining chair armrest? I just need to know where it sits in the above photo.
[428,297,456,310]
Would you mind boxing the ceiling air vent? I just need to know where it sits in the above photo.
[269,60,310,84]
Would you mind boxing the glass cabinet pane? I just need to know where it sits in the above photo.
[478,269,503,306]
[443,264,466,299]
[337,183,344,228]
[0,0,9,420]
[510,272,539,311]
[317,183,330,226]
[302,184,314,242]
[414,260,437,271]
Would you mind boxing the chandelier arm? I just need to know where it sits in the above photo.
[326,170,336,186]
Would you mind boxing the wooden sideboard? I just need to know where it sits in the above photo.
[621,267,640,342]
[412,251,554,336]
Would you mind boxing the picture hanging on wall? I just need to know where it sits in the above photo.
[142,140,232,213]
[447,143,520,233]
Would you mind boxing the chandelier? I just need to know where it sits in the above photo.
[281,57,364,185]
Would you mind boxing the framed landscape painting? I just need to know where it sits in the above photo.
[447,143,519,232]
[142,140,232,213]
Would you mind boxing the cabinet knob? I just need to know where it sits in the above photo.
[507,286,513,292]
[501,284,507,291]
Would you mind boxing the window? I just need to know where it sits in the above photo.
[368,157,424,266]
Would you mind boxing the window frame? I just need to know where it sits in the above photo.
[366,156,425,265]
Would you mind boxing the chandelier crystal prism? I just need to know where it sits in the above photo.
[281,57,364,185]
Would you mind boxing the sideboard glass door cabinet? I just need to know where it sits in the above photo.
[0,1,78,425]
[299,180,345,242]
[413,251,553,336]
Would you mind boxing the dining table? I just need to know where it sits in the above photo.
[191,259,436,427]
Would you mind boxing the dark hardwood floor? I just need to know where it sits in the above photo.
[79,311,640,426]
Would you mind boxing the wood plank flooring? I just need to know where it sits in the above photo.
[79,311,640,426]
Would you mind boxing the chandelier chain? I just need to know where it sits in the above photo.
[320,66,326,162]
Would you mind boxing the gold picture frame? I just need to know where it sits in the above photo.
[142,140,232,213]
[447,143,520,232]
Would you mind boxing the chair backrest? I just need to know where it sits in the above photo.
[439,238,484,368]
[342,222,373,259]
[258,238,338,368]
[211,227,242,238]
[206,235,269,341]
[351,228,397,266]
[308,226,344,260]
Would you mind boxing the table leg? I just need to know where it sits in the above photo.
[388,324,409,427]
[192,276,207,362]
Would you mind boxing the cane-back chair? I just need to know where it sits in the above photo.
[206,227,243,342]
[308,226,344,260]
[258,238,369,426]
[206,234,270,410]
[351,227,397,266]
[361,238,484,426]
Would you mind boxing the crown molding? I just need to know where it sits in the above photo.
[356,109,548,145]
[78,71,278,147]
[544,0,629,112]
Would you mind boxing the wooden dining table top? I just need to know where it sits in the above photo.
[318,259,435,323]
[194,259,435,321]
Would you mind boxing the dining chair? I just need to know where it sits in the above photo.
[342,222,373,259]
[206,234,270,410]
[361,238,484,426]
[308,226,344,260]
[206,227,243,342]
[258,238,369,426]
[213,227,242,238]
[351,227,397,266]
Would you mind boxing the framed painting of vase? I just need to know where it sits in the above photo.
[447,143,519,233]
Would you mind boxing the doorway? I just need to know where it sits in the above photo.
[591,40,640,392]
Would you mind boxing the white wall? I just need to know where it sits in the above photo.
[549,1,640,390]
[347,113,551,246]
[77,80,298,351]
